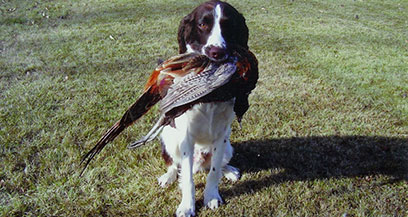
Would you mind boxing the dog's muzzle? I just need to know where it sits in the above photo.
[205,45,228,62]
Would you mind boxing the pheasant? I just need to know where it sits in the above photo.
[80,46,258,175]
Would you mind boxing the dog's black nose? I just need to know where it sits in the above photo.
[208,46,227,61]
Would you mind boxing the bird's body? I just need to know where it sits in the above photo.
[81,47,257,175]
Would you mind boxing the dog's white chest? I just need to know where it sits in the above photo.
[160,100,235,147]
[176,100,235,144]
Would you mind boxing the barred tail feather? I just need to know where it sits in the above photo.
[80,121,124,176]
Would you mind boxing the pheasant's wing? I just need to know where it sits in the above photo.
[128,59,238,149]
[128,56,236,149]
[160,59,237,116]
[160,47,258,125]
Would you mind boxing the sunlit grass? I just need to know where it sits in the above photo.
[1,0,407,216]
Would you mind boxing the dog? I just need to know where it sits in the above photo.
[80,1,257,216]
[159,1,256,216]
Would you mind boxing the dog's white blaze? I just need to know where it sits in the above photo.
[202,4,226,54]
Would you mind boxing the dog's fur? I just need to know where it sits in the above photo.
[157,1,251,216]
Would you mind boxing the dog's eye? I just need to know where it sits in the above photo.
[198,23,208,30]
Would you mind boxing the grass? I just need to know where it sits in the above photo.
[1,0,407,216]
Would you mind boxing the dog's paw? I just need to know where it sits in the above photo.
[204,190,223,210]
[223,165,240,182]
[157,171,177,188]
[176,203,195,217]
[206,198,223,210]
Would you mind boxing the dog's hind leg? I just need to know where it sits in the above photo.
[222,139,240,182]
[158,137,179,187]
[158,164,178,188]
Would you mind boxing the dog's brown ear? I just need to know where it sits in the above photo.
[221,1,249,49]
[177,14,193,54]
[236,12,249,49]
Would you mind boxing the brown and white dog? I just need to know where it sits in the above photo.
[159,1,255,216]
[81,1,257,217]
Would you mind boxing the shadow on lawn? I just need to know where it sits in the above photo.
[224,136,407,197]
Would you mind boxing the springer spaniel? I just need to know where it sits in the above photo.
[158,1,256,216]
[79,1,257,216]
[80,1,257,216]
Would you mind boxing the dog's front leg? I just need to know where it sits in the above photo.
[176,136,195,217]
[204,137,227,209]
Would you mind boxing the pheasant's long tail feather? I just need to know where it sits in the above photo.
[80,121,125,176]
[80,86,161,175]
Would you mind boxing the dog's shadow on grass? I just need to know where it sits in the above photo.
[223,135,407,198]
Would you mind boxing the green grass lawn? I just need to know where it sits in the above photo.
[1,0,407,216]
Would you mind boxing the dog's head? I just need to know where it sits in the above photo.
[177,0,249,62]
